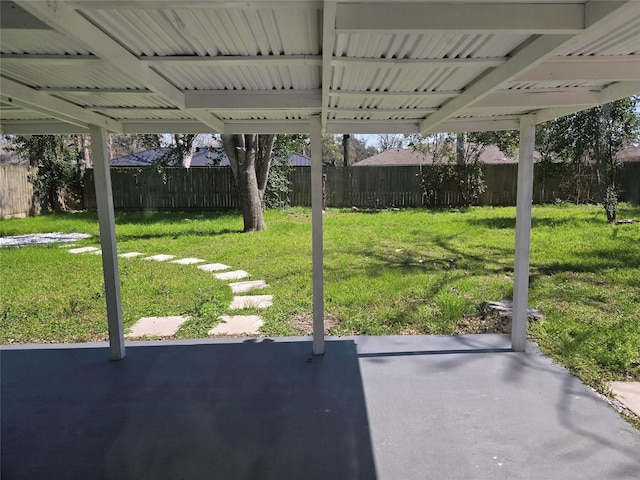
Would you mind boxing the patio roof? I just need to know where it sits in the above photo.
[1,1,639,360]
[1,1,639,136]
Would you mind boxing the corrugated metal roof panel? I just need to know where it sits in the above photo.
[560,16,640,56]
[83,7,321,57]
[334,32,528,59]
[155,65,320,91]
[216,110,310,121]
[0,63,144,90]
[0,30,91,55]
[93,109,193,121]
[504,80,605,90]
[53,92,175,109]
[332,64,483,93]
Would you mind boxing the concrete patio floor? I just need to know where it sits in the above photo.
[2,334,639,480]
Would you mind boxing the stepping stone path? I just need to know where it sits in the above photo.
[172,257,205,265]
[215,270,249,281]
[229,280,268,294]
[198,263,230,272]
[67,246,272,337]
[69,246,100,254]
[125,316,190,338]
[119,252,144,258]
[143,254,175,262]
[209,315,263,335]
[230,295,273,310]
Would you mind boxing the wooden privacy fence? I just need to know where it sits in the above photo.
[82,163,640,211]
[4,163,639,216]
[0,165,36,218]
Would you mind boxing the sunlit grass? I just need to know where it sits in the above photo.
[1,204,639,392]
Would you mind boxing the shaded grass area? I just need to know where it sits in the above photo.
[1,204,639,392]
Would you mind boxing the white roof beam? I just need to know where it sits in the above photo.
[1,120,90,135]
[434,117,521,133]
[515,55,640,83]
[142,55,322,67]
[16,0,224,133]
[185,90,322,110]
[328,107,437,115]
[0,54,101,65]
[336,3,585,34]
[0,77,121,132]
[35,87,153,94]
[331,90,461,100]
[332,57,505,68]
[327,120,419,135]
[69,1,321,10]
[321,2,337,132]
[224,120,311,134]
[470,90,601,110]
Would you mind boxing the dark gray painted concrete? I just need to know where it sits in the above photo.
[2,335,639,479]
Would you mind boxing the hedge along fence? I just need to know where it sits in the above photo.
[81,162,640,211]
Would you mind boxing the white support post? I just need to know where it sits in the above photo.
[89,125,125,360]
[310,116,325,355]
[512,115,536,352]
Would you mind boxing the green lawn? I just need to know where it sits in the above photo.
[1,205,639,395]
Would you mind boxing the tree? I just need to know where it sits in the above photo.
[221,134,276,232]
[377,134,404,151]
[9,135,85,212]
[106,134,161,159]
[537,97,639,222]
[339,135,377,164]
[411,131,518,207]
[322,134,342,166]
[264,134,309,209]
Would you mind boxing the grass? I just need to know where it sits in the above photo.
[1,204,639,396]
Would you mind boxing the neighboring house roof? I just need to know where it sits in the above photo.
[618,145,640,163]
[354,145,640,167]
[353,145,518,166]
[109,148,311,167]
[0,148,27,166]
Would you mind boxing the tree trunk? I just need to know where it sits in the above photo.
[222,134,268,232]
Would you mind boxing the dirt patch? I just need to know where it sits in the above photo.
[455,313,512,334]
[288,313,341,335]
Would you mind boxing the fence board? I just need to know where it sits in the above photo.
[0,165,36,218]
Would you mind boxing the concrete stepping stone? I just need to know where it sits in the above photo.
[608,381,640,418]
[230,295,273,309]
[172,257,206,265]
[68,246,99,254]
[143,254,175,262]
[125,315,189,338]
[215,270,249,281]
[198,263,230,272]
[228,280,268,294]
[91,250,102,255]
[119,252,144,258]
[209,315,264,335]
